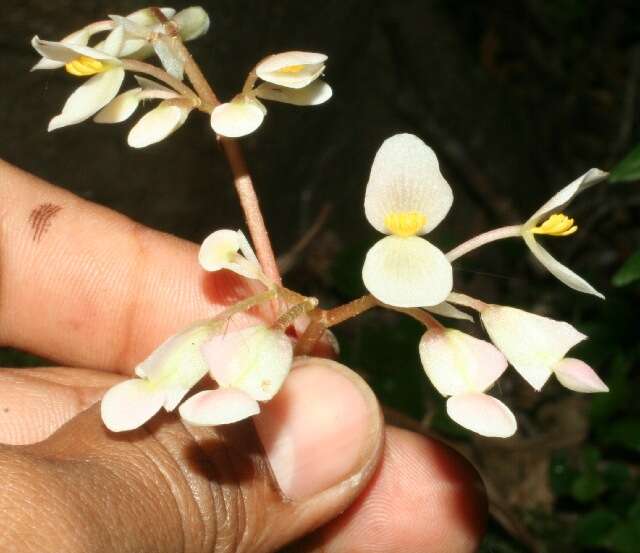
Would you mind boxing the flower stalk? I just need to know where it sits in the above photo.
[445,225,523,262]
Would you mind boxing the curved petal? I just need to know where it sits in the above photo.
[202,326,293,401]
[210,99,265,138]
[179,389,260,426]
[481,304,587,391]
[424,302,473,322]
[525,168,609,229]
[174,7,211,41]
[100,379,166,432]
[32,36,120,63]
[101,24,125,57]
[127,100,191,148]
[364,134,453,235]
[523,233,604,298]
[256,51,327,89]
[198,229,262,279]
[94,88,142,123]
[48,66,125,131]
[446,393,517,438]
[126,7,176,26]
[419,328,507,396]
[31,29,91,70]
[362,235,452,307]
[554,358,609,393]
[254,80,332,106]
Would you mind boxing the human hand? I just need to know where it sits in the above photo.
[0,159,486,552]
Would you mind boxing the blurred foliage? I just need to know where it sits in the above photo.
[612,250,640,287]
[610,144,640,183]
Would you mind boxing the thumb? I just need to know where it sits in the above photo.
[11,358,383,553]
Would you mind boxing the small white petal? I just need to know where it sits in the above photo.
[48,66,126,131]
[481,305,587,391]
[236,230,261,267]
[202,325,293,401]
[126,7,176,26]
[179,389,260,426]
[554,358,609,393]
[254,80,332,106]
[525,168,609,229]
[446,393,517,438]
[523,233,604,298]
[419,328,507,396]
[94,88,142,123]
[32,36,119,63]
[173,7,211,41]
[362,235,452,308]
[153,36,185,80]
[116,38,152,57]
[109,14,150,39]
[364,134,453,235]
[31,29,91,70]
[424,302,473,322]
[256,51,327,89]
[100,379,166,432]
[101,24,125,57]
[198,229,263,279]
[127,100,191,148]
[210,98,265,137]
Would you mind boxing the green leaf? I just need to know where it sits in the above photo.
[606,418,640,452]
[574,509,619,547]
[610,144,640,182]
[610,521,640,553]
[613,250,640,287]
[572,472,605,502]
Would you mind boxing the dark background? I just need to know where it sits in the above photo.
[2,1,640,551]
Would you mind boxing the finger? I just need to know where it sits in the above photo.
[6,358,383,553]
[0,367,123,445]
[296,426,487,553]
[0,159,260,372]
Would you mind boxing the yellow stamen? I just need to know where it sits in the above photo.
[65,56,108,77]
[384,211,427,237]
[279,64,305,74]
[531,213,578,236]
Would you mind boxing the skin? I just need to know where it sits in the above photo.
[0,159,487,552]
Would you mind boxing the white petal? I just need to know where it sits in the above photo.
[153,36,185,80]
[198,229,262,279]
[525,168,609,229]
[446,393,517,438]
[424,302,473,322]
[179,389,260,426]
[31,29,91,70]
[256,51,327,89]
[100,379,165,432]
[523,233,604,298]
[202,326,293,401]
[173,7,211,41]
[364,134,453,235]
[210,98,265,137]
[481,305,587,391]
[419,328,507,396]
[94,88,142,123]
[554,358,609,393]
[127,100,191,148]
[48,67,125,131]
[109,14,150,39]
[101,24,125,57]
[126,7,176,26]
[254,80,332,106]
[117,38,152,57]
[362,235,452,308]
[32,36,119,63]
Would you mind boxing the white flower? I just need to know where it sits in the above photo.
[101,320,220,432]
[481,304,608,393]
[521,168,609,299]
[210,94,266,138]
[255,51,327,89]
[179,325,293,426]
[361,134,454,307]
[419,328,516,438]
[32,32,127,130]
[199,229,268,283]
[253,79,332,106]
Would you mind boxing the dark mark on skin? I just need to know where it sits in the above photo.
[2,408,8,413]
[29,203,62,243]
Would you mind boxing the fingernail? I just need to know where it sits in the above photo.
[254,357,381,501]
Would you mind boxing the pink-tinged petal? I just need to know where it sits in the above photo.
[179,389,260,426]
[554,358,609,393]
[100,379,165,432]
[446,393,517,438]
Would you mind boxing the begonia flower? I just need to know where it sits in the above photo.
[179,324,293,425]
[521,168,609,298]
[419,328,516,437]
[481,304,608,392]
[32,31,127,130]
[199,229,267,282]
[210,94,267,138]
[361,134,454,308]
[101,320,221,432]
[255,51,327,89]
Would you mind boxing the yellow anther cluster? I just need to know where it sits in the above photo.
[384,211,427,237]
[279,64,305,74]
[65,56,107,76]
[531,213,577,236]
